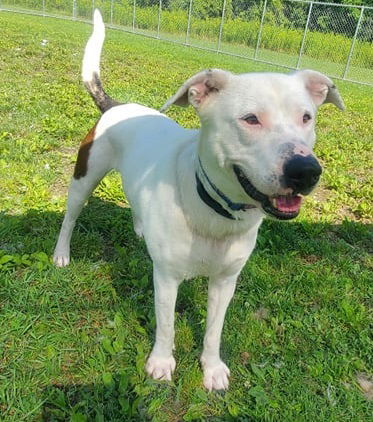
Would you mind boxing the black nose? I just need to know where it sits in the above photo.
[283,154,322,194]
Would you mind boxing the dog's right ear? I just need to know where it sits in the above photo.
[160,69,230,112]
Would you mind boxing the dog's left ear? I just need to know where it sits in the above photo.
[294,69,345,110]
[160,69,230,112]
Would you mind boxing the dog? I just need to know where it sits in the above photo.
[53,10,344,391]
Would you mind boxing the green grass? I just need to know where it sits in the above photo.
[0,11,372,421]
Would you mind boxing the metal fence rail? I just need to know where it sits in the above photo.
[1,0,372,85]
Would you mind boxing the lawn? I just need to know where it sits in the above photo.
[0,11,372,422]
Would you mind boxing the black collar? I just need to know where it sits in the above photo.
[196,159,256,220]
[196,174,236,220]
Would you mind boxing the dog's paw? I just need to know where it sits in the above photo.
[53,253,70,267]
[145,355,176,381]
[202,359,230,391]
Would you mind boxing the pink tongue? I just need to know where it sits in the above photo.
[276,195,302,212]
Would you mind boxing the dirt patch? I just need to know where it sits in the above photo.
[356,373,373,401]
[300,254,320,264]
[252,307,270,321]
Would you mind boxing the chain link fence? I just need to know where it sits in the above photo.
[1,0,372,85]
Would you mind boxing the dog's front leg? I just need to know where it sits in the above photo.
[201,274,238,391]
[145,265,180,381]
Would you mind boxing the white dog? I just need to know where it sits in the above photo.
[54,10,344,391]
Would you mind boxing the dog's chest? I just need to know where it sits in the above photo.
[164,231,257,280]
[144,202,260,281]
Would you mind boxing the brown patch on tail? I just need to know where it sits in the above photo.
[85,72,121,114]
[73,123,98,179]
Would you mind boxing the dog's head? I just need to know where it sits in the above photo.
[161,69,344,220]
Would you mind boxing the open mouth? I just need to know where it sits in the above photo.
[233,165,302,220]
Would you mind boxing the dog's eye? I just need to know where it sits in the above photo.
[303,113,312,123]
[242,114,260,125]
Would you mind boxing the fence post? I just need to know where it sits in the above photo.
[254,0,267,60]
[185,0,193,45]
[73,0,77,19]
[110,0,113,25]
[217,0,227,52]
[132,0,136,33]
[296,1,313,69]
[157,0,162,39]
[343,6,365,80]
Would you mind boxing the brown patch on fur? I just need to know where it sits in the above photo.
[85,73,121,113]
[73,123,98,179]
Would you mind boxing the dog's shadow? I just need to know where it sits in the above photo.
[1,197,371,420]
[1,195,371,338]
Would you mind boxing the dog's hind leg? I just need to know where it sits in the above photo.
[53,125,113,267]
[132,212,144,238]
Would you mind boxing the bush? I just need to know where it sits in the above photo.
[8,0,373,68]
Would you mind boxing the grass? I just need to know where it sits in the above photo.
[0,11,372,422]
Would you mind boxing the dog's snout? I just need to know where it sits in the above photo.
[283,154,322,194]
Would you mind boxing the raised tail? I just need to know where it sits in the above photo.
[82,9,120,113]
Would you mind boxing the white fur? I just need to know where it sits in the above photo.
[81,9,105,83]
[54,10,343,391]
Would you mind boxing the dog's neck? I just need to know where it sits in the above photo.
[196,157,256,220]
[176,140,263,239]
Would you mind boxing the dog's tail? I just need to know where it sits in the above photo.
[82,9,120,113]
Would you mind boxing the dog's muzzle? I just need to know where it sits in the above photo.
[233,162,319,220]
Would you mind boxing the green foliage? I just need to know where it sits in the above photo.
[5,0,373,68]
[0,250,50,271]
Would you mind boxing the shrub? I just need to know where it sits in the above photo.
[8,0,373,68]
